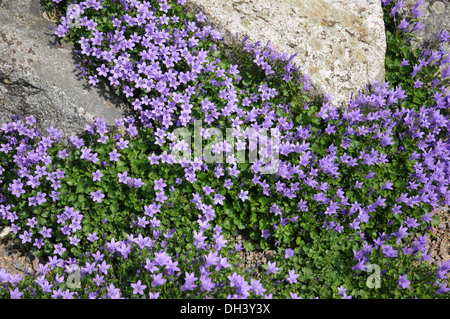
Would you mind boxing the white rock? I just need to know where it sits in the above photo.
[185,0,386,107]
[0,226,10,239]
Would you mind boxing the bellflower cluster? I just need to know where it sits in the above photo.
[0,0,449,299]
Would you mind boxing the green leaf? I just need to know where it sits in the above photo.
[218,61,227,70]
[82,222,92,233]
[259,197,269,206]
[431,216,440,227]
[109,203,119,214]
[222,218,232,230]
[76,183,86,194]
[243,241,255,252]
[311,143,320,152]
[235,219,246,230]
[302,267,313,276]
[242,77,252,86]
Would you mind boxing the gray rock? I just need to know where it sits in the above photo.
[0,0,131,141]
[184,0,386,108]
[0,0,42,23]
[439,239,448,255]
[14,259,24,271]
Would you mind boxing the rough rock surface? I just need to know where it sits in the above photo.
[0,0,130,141]
[184,0,386,107]
[426,206,450,266]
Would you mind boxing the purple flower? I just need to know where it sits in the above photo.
[352,259,367,271]
[204,251,219,269]
[149,292,159,299]
[69,235,81,246]
[19,230,32,244]
[90,189,105,203]
[87,232,99,242]
[8,179,25,197]
[9,287,23,299]
[202,186,215,195]
[109,149,121,161]
[93,274,105,287]
[200,276,215,292]
[413,79,423,88]
[50,191,60,202]
[337,285,348,296]
[238,190,249,202]
[154,251,171,267]
[89,75,99,86]
[154,178,167,191]
[33,238,44,249]
[381,180,393,190]
[382,244,398,258]
[398,18,409,32]
[193,230,207,250]
[151,273,167,287]
[224,179,233,189]
[215,256,231,271]
[106,283,122,299]
[132,178,145,188]
[436,283,450,294]
[82,261,98,275]
[400,58,409,67]
[213,194,225,205]
[118,171,131,184]
[97,261,111,275]
[250,279,266,296]
[421,213,433,223]
[214,234,227,250]
[127,126,138,138]
[180,272,198,291]
[286,269,299,284]
[116,137,129,150]
[7,273,23,287]
[53,243,66,257]
[285,248,294,259]
[131,280,147,295]
[266,261,280,276]
[155,191,168,203]
[398,275,410,289]
[261,229,270,239]
[39,226,52,239]
[26,175,41,189]
[37,278,53,293]
[92,169,103,182]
